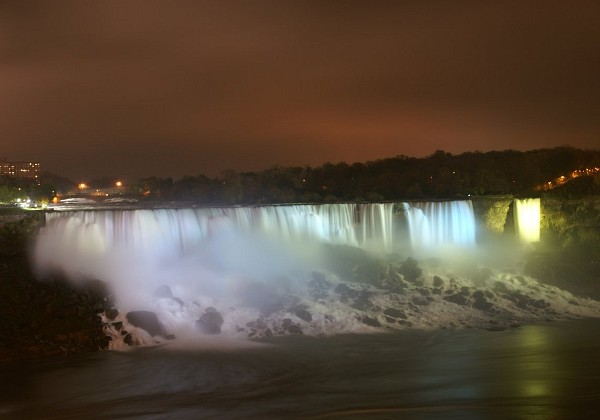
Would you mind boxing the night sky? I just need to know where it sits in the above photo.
[1,1,598,181]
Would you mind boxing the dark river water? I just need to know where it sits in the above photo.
[1,319,599,419]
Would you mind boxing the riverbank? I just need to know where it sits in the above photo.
[0,214,110,362]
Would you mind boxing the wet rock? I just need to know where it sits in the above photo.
[411,297,429,306]
[196,307,224,334]
[472,290,485,300]
[321,244,379,284]
[473,298,493,311]
[281,319,303,334]
[126,311,166,337]
[444,293,469,306]
[433,276,444,287]
[351,290,377,311]
[291,305,312,322]
[334,283,360,299]
[532,299,549,309]
[361,316,381,327]
[247,317,267,330]
[287,324,303,335]
[399,257,422,283]
[308,272,331,299]
[383,308,407,319]
[503,291,546,310]
[153,285,173,298]
[493,281,509,293]
[105,308,119,321]
[389,280,409,293]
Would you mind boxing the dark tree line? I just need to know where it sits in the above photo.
[126,147,600,205]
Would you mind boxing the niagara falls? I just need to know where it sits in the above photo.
[2,1,600,417]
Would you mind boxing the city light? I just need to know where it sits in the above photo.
[535,167,600,191]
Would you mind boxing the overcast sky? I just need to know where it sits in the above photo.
[1,0,598,181]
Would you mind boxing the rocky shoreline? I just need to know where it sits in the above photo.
[0,252,111,362]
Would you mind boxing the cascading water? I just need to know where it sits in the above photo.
[36,201,552,342]
[36,201,477,280]
[31,199,600,346]
[34,202,478,305]
[403,200,476,253]
[514,198,541,244]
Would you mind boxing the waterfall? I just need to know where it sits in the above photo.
[35,204,403,278]
[32,200,479,337]
[36,201,477,281]
[514,198,541,244]
[403,200,476,252]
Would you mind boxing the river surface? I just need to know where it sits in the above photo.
[1,319,599,419]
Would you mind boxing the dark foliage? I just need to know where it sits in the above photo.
[129,147,600,205]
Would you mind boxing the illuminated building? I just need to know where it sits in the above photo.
[0,158,41,181]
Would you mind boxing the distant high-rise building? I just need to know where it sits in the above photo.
[0,157,41,181]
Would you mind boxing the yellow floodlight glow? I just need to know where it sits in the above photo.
[116,181,123,187]
[514,198,540,243]
[78,183,87,190]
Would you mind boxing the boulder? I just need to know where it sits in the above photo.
[383,308,407,320]
[126,311,166,337]
[291,305,312,322]
[105,308,119,321]
[361,316,381,327]
[196,307,224,334]
[443,293,469,306]
[399,257,422,283]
